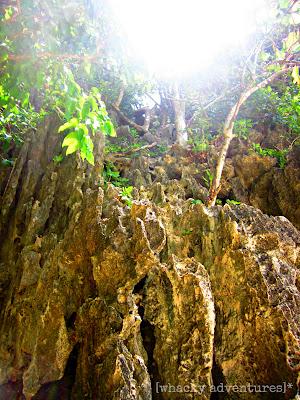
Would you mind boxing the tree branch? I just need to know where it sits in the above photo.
[111,104,149,133]
[207,66,294,207]
[114,85,125,108]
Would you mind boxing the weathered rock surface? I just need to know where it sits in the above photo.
[113,136,300,229]
[0,120,299,399]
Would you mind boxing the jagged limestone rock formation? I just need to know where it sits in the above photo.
[111,131,300,229]
[0,119,299,399]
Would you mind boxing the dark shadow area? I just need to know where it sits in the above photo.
[32,343,79,400]
[0,380,25,400]
[65,312,77,330]
[210,354,226,400]
[139,305,162,400]
[133,275,148,293]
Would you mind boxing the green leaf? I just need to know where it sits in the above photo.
[91,87,99,96]
[77,123,89,136]
[1,158,13,167]
[58,118,79,133]
[22,92,30,107]
[80,147,87,161]
[85,151,94,165]
[267,64,281,73]
[62,132,78,147]
[36,71,45,89]
[65,141,80,155]
[226,199,241,205]
[121,186,133,197]
[53,154,64,163]
[89,96,98,111]
[67,82,81,97]
[81,133,94,152]
[62,131,83,155]
[64,98,78,120]
[4,7,13,20]
[81,100,91,120]
[0,52,8,62]
[191,199,203,205]
[103,120,116,137]
[292,66,300,85]
[284,31,299,50]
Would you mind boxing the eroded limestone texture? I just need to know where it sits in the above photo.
[0,119,299,399]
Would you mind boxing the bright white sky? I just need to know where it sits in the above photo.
[110,0,272,77]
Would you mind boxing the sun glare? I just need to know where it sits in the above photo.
[110,0,270,77]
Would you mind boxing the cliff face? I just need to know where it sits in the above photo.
[0,119,299,399]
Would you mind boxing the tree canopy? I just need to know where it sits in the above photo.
[0,0,300,204]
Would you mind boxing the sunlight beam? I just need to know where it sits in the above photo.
[109,0,271,77]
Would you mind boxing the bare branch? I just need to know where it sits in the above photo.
[186,84,240,128]
[145,93,160,107]
[114,85,125,108]
[207,66,294,207]
[111,104,150,133]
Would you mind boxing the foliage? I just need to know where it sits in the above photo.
[226,199,241,205]
[252,143,288,168]
[181,228,193,236]
[129,128,139,139]
[103,162,129,187]
[56,75,115,165]
[53,154,64,163]
[104,143,124,154]
[0,88,42,149]
[203,169,214,189]
[188,136,209,152]
[120,185,133,207]
[277,92,300,134]
[246,85,300,135]
[0,0,116,165]
[1,0,299,175]
[1,157,14,167]
[190,199,203,205]
[233,119,253,140]
[188,114,212,151]
[147,144,168,157]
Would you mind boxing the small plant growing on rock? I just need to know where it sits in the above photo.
[203,169,214,189]
[252,143,288,169]
[226,199,241,205]
[120,186,133,207]
[191,199,203,205]
[234,119,253,140]
[103,162,129,187]
[181,228,193,236]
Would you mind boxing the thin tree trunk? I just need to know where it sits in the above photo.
[207,67,292,207]
[142,107,151,131]
[172,81,188,146]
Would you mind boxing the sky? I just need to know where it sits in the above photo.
[109,0,272,77]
